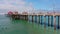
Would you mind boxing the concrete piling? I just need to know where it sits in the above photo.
[54,16,56,30]
[48,16,50,26]
[44,16,46,28]
[51,16,53,27]
[57,16,60,29]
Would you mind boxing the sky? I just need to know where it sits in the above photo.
[0,0,60,13]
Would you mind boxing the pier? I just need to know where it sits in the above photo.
[11,14,28,20]
[8,11,60,30]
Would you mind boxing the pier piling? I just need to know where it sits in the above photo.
[48,16,50,26]
[40,15,43,25]
[51,16,53,27]
[54,16,56,30]
[44,16,46,28]
[57,16,60,29]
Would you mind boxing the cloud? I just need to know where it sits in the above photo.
[0,0,33,12]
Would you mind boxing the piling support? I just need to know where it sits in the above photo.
[35,15,37,23]
[25,15,28,20]
[38,15,40,24]
[44,16,46,28]
[48,16,50,26]
[54,16,56,30]
[25,15,26,20]
[59,16,60,28]
[29,15,31,22]
[57,16,60,29]
[40,15,43,25]
[28,15,29,22]
[37,15,39,24]
[51,16,53,27]
[32,15,34,22]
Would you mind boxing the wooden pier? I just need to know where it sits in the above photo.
[7,12,60,30]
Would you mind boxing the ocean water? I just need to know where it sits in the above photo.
[0,15,60,34]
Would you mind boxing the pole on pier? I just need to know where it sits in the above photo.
[54,16,56,30]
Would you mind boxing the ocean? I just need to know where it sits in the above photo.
[0,15,60,34]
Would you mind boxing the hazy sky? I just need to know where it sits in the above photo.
[0,0,60,11]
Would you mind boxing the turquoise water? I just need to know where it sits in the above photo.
[0,15,60,34]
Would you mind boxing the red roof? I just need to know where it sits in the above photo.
[8,11,13,15]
